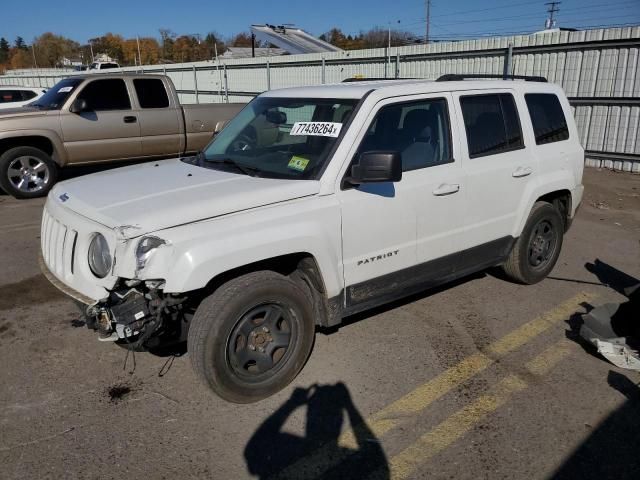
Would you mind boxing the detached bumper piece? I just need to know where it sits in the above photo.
[579,283,640,371]
[85,284,186,349]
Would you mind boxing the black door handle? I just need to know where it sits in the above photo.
[123,116,137,123]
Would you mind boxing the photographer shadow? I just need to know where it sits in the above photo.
[245,382,389,479]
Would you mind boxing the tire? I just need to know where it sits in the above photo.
[0,146,59,199]
[501,201,564,284]
[188,271,315,403]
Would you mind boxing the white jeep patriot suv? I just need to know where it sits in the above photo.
[40,75,584,403]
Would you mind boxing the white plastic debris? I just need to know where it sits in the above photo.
[594,338,640,371]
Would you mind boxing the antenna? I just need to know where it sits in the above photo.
[544,1,561,29]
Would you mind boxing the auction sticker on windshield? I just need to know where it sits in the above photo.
[288,156,310,172]
[290,122,342,138]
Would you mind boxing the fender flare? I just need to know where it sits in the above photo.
[0,129,68,165]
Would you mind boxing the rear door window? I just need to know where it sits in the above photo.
[525,93,569,144]
[21,90,37,101]
[76,79,131,111]
[460,93,524,158]
[133,79,170,108]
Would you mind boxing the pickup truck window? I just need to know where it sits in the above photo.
[134,79,170,108]
[200,97,357,179]
[30,77,83,110]
[355,98,453,171]
[76,79,131,111]
[460,93,523,158]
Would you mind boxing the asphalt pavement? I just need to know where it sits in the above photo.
[0,167,638,480]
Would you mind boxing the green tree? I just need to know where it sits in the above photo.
[0,38,9,63]
[14,36,27,50]
[159,28,175,62]
[204,32,225,60]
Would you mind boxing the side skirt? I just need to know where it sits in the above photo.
[328,236,515,323]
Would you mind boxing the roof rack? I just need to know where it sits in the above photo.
[436,74,547,83]
[341,77,414,83]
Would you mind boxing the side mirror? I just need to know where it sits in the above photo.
[265,109,287,125]
[70,98,89,114]
[349,151,402,184]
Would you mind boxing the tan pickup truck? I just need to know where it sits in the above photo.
[0,73,244,198]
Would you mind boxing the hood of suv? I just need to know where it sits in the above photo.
[51,158,320,238]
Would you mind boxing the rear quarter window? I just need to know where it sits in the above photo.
[524,93,569,145]
[133,78,170,108]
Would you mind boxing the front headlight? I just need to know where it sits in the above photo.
[135,236,166,275]
[88,233,112,278]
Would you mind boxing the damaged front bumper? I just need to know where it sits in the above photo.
[84,281,188,348]
[39,253,96,305]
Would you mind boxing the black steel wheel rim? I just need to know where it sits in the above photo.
[528,219,556,269]
[226,303,295,381]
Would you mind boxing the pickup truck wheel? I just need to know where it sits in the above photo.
[501,201,564,284]
[0,146,58,199]
[188,271,315,403]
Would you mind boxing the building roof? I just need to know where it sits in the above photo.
[221,47,287,59]
[250,24,342,54]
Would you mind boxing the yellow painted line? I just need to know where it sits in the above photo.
[379,341,574,480]
[274,292,594,480]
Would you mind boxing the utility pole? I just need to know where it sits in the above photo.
[31,44,38,69]
[136,35,142,66]
[425,0,431,44]
[545,2,561,29]
[387,20,400,78]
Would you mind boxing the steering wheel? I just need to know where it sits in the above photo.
[230,128,257,152]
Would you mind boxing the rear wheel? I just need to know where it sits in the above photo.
[0,146,58,199]
[188,271,315,403]
[501,201,564,284]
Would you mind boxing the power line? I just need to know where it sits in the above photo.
[397,0,638,29]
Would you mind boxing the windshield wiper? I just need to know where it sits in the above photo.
[205,157,261,177]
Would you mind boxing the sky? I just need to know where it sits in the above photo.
[1,0,639,44]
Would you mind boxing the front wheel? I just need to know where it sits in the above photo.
[0,146,59,199]
[188,271,315,403]
[501,201,564,284]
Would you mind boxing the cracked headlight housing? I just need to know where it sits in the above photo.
[135,236,166,275]
[88,233,112,278]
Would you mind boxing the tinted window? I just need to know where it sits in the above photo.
[356,98,452,171]
[460,93,524,158]
[76,79,131,111]
[21,90,37,101]
[134,79,170,108]
[0,90,22,103]
[101,63,118,69]
[525,93,569,144]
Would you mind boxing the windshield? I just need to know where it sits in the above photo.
[30,77,83,110]
[200,97,358,180]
